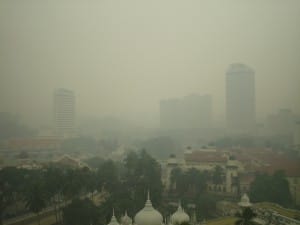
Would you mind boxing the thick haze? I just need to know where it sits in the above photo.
[0,0,300,127]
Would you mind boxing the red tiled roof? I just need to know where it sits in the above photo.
[239,174,255,184]
[185,151,227,163]
[256,162,300,177]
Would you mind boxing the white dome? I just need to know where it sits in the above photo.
[238,193,252,207]
[121,211,132,225]
[134,192,163,225]
[108,209,120,225]
[170,202,190,225]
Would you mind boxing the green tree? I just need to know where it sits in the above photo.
[24,182,47,225]
[61,168,87,202]
[212,165,224,185]
[170,167,182,190]
[249,170,292,206]
[171,167,208,198]
[43,167,65,224]
[0,167,32,222]
[235,207,256,225]
[97,160,119,192]
[123,150,163,213]
[270,170,292,205]
[196,194,218,219]
[63,198,99,225]
[0,181,13,225]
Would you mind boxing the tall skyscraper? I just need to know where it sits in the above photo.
[226,63,255,133]
[160,94,212,130]
[53,88,75,137]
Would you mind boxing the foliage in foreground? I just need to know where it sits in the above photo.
[249,170,292,207]
[63,198,99,225]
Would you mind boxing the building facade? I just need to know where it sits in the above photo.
[53,88,75,137]
[226,63,255,134]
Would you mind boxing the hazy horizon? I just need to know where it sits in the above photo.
[1,0,300,128]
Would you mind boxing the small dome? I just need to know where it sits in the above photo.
[134,192,163,225]
[121,211,132,225]
[170,202,190,225]
[108,209,120,225]
[238,193,252,207]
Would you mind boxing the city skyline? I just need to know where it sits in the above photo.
[0,1,299,128]
[0,2,300,225]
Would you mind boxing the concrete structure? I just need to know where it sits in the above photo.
[160,94,212,130]
[53,88,75,137]
[163,150,243,195]
[225,159,239,194]
[226,63,255,134]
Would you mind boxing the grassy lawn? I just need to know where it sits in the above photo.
[206,217,237,225]
[26,215,56,225]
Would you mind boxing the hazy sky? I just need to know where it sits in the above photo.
[1,0,300,127]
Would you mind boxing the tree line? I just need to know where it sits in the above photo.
[0,150,163,225]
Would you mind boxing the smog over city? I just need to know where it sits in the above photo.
[0,1,300,225]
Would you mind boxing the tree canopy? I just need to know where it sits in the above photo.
[63,198,99,225]
[249,170,292,207]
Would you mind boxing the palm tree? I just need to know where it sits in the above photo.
[235,207,256,225]
[170,167,182,190]
[24,182,47,225]
[0,181,13,225]
[212,165,224,185]
[43,167,65,224]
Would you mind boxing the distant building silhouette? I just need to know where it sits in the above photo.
[53,88,75,137]
[265,109,295,136]
[226,63,255,133]
[294,120,300,148]
[160,94,212,130]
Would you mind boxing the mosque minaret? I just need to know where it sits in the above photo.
[121,211,132,225]
[108,209,120,225]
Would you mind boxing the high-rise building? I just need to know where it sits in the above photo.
[53,88,75,137]
[226,63,255,133]
[160,94,212,130]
